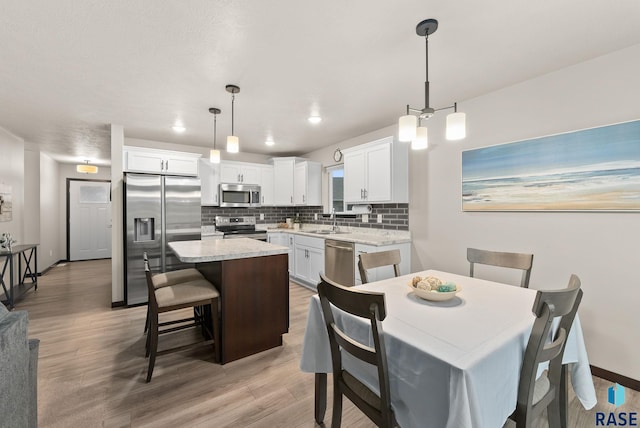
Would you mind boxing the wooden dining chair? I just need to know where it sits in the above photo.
[467,247,534,288]
[358,249,401,284]
[508,274,583,428]
[317,273,396,428]
[143,252,221,382]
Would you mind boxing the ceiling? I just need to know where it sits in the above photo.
[1,1,639,166]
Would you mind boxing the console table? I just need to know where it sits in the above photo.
[0,244,38,309]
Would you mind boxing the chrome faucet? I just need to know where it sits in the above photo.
[331,208,338,232]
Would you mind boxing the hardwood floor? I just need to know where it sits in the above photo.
[15,259,638,427]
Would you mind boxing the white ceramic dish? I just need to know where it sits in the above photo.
[408,283,461,301]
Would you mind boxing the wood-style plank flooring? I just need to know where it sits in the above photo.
[14,259,638,427]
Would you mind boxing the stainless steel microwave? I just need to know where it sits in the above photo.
[219,183,261,207]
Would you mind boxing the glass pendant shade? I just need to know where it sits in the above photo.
[411,126,429,150]
[398,115,417,142]
[76,164,98,174]
[446,112,466,141]
[209,149,220,164]
[227,135,239,153]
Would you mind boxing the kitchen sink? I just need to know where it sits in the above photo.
[308,230,349,235]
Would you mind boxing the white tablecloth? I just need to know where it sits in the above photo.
[300,270,597,428]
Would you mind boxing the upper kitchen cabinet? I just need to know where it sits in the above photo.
[199,158,220,206]
[294,161,321,205]
[259,165,275,206]
[343,136,408,204]
[123,146,201,176]
[220,161,260,185]
[271,157,321,206]
[272,158,296,205]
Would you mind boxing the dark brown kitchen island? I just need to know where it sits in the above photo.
[169,239,289,364]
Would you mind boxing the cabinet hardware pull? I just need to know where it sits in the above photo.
[161,160,164,170]
[290,196,293,204]
[166,160,168,170]
[303,194,305,203]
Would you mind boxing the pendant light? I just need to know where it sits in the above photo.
[208,107,221,163]
[76,160,98,174]
[398,19,466,149]
[226,84,240,153]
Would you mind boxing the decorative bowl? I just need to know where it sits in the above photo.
[408,282,461,301]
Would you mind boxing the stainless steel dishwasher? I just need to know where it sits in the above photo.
[324,239,355,286]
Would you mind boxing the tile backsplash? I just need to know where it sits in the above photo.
[201,203,409,231]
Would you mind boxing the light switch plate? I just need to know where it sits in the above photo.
[314,213,318,220]
[259,213,265,220]
[362,214,369,223]
[377,214,383,223]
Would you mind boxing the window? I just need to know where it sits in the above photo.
[328,165,348,213]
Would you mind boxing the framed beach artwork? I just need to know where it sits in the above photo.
[462,120,640,211]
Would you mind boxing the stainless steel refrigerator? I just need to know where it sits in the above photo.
[124,173,201,305]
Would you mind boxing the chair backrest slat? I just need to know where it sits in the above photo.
[467,247,534,288]
[358,249,402,284]
[317,273,394,427]
[513,274,582,425]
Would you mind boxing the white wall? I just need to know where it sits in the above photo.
[39,153,60,270]
[411,44,640,379]
[23,149,40,246]
[0,127,25,243]
[0,127,25,292]
[111,125,125,304]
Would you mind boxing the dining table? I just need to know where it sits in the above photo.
[299,270,597,428]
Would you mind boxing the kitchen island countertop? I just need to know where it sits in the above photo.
[169,238,288,263]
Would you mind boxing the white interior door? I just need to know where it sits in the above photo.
[69,180,112,261]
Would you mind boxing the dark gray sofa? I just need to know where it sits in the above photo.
[0,302,39,428]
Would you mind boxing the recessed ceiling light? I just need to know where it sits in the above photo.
[265,139,275,146]
[172,124,185,133]
[308,116,322,124]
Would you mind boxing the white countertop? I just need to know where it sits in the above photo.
[169,238,288,263]
[261,226,411,246]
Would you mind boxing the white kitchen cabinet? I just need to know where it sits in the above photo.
[199,158,220,206]
[124,146,201,176]
[259,165,274,206]
[271,157,321,206]
[272,158,296,205]
[220,161,260,184]
[293,235,325,287]
[267,231,295,275]
[354,242,411,285]
[268,231,295,274]
[343,136,408,204]
[294,161,322,206]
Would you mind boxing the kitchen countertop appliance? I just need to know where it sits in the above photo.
[215,216,267,241]
[123,173,201,305]
[324,239,355,286]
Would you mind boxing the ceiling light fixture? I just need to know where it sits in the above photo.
[76,160,98,174]
[226,84,240,153]
[308,115,322,124]
[209,107,221,164]
[172,124,185,133]
[398,19,466,150]
[265,138,275,146]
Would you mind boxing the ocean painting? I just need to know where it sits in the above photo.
[462,120,640,211]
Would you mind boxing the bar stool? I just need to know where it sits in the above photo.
[143,253,221,382]
[143,263,206,334]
